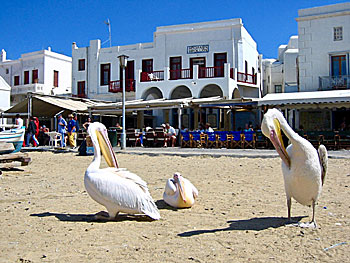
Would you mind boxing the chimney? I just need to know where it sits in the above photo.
[1,49,6,62]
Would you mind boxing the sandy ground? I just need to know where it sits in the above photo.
[0,151,349,262]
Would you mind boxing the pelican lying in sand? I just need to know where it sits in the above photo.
[261,109,328,228]
[163,173,198,208]
[84,122,160,220]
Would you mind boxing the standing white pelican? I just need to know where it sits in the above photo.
[261,109,328,228]
[163,172,198,208]
[84,122,160,220]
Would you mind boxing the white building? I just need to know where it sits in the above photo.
[0,76,11,112]
[260,2,350,131]
[262,36,299,95]
[0,48,72,106]
[72,18,262,129]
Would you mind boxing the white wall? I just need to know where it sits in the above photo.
[72,18,261,102]
[297,3,350,91]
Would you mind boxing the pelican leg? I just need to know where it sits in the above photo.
[298,200,317,229]
[287,197,292,221]
[94,210,120,221]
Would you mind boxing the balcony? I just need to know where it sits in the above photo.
[109,79,135,93]
[199,66,224,78]
[11,83,45,95]
[140,71,164,82]
[236,72,257,85]
[72,94,87,98]
[169,68,192,80]
[319,75,350,91]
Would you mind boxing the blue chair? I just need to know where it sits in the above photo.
[206,132,218,148]
[229,131,244,148]
[216,131,229,148]
[243,131,256,148]
[180,131,190,147]
[190,132,201,147]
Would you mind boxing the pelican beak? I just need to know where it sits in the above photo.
[96,129,119,168]
[270,118,291,168]
[177,178,186,203]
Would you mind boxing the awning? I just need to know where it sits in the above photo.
[258,90,350,109]
[88,96,258,114]
[4,93,113,118]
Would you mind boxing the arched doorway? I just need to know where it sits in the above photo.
[141,87,163,100]
[170,85,192,99]
[232,88,241,99]
[199,84,223,98]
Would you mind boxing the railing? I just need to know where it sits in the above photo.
[237,72,257,85]
[11,83,45,95]
[72,94,87,98]
[140,71,164,82]
[169,68,192,80]
[109,79,135,93]
[319,75,350,91]
[199,66,224,78]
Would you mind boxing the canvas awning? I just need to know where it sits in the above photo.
[258,90,350,109]
[4,93,113,118]
[88,96,258,115]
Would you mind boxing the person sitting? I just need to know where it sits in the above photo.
[205,123,214,133]
[165,123,177,147]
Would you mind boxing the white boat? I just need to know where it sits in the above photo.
[0,125,25,154]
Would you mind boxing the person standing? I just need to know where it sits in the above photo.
[15,114,24,129]
[67,114,77,148]
[73,114,80,146]
[26,116,39,147]
[57,114,67,147]
[33,117,40,146]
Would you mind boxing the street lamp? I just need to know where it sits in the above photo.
[118,54,129,150]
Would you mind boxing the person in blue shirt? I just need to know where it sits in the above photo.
[67,114,77,148]
[57,114,67,147]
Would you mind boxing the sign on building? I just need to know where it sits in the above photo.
[187,45,209,54]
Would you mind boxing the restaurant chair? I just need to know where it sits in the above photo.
[180,132,191,147]
[229,131,244,149]
[206,132,218,148]
[190,132,201,147]
[144,129,156,147]
[216,131,228,148]
[243,131,256,149]
[155,127,167,147]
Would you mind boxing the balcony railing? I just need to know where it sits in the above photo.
[109,79,135,93]
[140,71,164,82]
[237,72,257,85]
[199,66,224,78]
[169,68,192,80]
[319,75,350,91]
[72,94,87,98]
[11,83,44,95]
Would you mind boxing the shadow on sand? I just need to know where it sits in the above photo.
[30,212,155,223]
[155,199,181,211]
[178,216,307,237]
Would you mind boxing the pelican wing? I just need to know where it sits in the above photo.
[184,178,198,199]
[164,178,177,196]
[86,169,160,219]
[318,144,328,186]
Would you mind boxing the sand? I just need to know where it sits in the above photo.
[0,151,349,262]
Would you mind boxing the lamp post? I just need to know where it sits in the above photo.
[118,54,129,150]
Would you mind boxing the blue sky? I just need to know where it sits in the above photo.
[1,0,348,60]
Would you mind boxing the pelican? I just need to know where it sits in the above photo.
[261,109,328,228]
[84,122,160,220]
[163,172,198,208]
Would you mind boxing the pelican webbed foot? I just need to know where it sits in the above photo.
[94,211,119,221]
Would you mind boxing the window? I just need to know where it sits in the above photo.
[100,63,110,86]
[214,53,227,77]
[5,68,9,74]
[24,71,29,84]
[32,69,38,83]
[142,59,153,73]
[170,57,181,80]
[14,76,19,86]
[275,85,282,93]
[77,81,86,97]
[78,59,85,71]
[53,70,59,87]
[331,55,346,76]
[334,27,343,41]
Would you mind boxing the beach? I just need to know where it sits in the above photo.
[0,151,349,262]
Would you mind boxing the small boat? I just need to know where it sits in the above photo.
[0,125,25,154]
